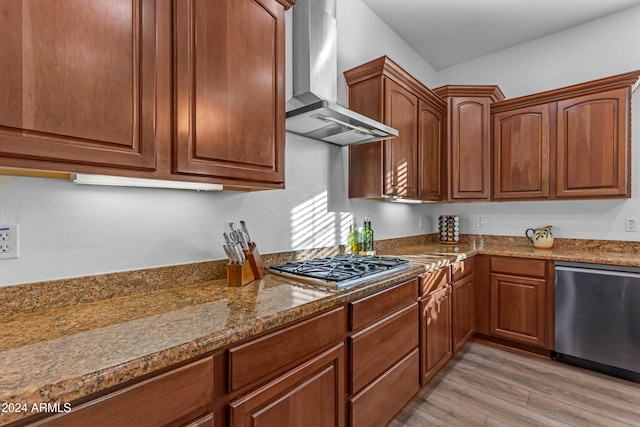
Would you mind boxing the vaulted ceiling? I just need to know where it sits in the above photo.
[362,0,640,69]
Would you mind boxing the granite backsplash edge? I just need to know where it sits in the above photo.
[2,233,639,318]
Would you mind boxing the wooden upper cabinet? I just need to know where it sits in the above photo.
[434,86,504,201]
[345,56,446,201]
[0,0,158,171]
[384,79,419,198]
[556,88,630,198]
[173,0,286,185]
[492,104,551,200]
[491,70,640,201]
[417,99,445,201]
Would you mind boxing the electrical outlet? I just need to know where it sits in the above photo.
[475,217,485,228]
[625,218,638,232]
[419,217,425,229]
[0,224,19,259]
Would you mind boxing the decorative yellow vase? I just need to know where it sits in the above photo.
[526,225,554,249]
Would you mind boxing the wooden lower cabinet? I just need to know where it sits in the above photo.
[347,279,420,426]
[32,357,214,427]
[229,344,345,427]
[475,256,553,351]
[452,271,475,354]
[420,286,453,385]
[490,273,547,347]
[349,349,420,427]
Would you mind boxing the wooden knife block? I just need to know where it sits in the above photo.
[226,243,265,287]
[227,261,254,287]
[244,243,265,279]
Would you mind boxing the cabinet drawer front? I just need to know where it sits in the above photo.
[36,357,213,427]
[350,303,419,394]
[230,344,345,427]
[350,349,420,427]
[229,307,346,391]
[452,257,474,281]
[350,279,418,330]
[420,266,450,297]
[491,256,546,278]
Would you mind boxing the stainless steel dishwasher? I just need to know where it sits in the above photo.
[555,261,640,382]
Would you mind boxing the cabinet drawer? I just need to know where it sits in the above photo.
[350,279,418,330]
[420,267,450,297]
[350,348,420,427]
[452,257,474,281]
[36,357,213,427]
[229,307,346,391]
[350,303,419,394]
[491,256,546,278]
[230,344,345,427]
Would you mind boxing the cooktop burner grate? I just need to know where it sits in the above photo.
[269,254,411,290]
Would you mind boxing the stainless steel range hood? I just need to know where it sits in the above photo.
[286,0,398,146]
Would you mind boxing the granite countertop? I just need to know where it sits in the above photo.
[0,259,431,426]
[2,236,639,425]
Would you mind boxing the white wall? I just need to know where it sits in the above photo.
[2,2,640,286]
[429,5,640,242]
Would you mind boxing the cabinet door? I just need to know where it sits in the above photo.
[230,344,345,427]
[383,79,418,198]
[420,287,452,385]
[452,274,475,354]
[450,97,491,200]
[417,99,445,201]
[174,0,285,184]
[0,0,157,170]
[490,273,547,347]
[556,88,630,198]
[493,104,550,199]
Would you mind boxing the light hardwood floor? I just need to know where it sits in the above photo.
[390,341,640,426]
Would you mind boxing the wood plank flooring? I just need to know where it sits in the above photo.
[390,341,640,426]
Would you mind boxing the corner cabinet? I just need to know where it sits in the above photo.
[491,70,640,200]
[0,0,292,190]
[434,86,504,201]
[475,255,554,352]
[345,56,446,201]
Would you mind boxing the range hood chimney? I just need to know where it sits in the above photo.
[285,0,398,146]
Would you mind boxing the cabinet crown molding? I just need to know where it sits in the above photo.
[433,85,505,103]
[276,0,295,9]
[491,69,640,113]
[344,55,446,109]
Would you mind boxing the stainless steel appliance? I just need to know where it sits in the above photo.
[285,0,399,145]
[555,261,640,382]
[269,254,410,291]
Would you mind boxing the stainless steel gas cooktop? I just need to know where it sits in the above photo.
[269,254,411,291]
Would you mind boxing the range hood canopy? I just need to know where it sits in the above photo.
[286,0,398,146]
